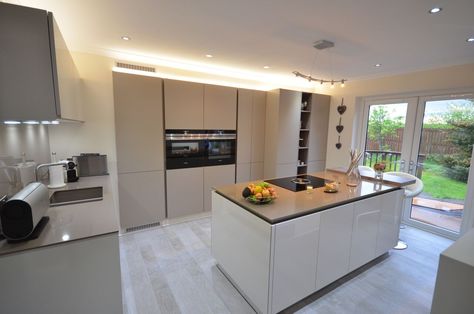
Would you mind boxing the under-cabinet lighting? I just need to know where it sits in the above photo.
[23,121,39,125]
[62,234,70,241]
[4,121,21,125]
[51,120,60,125]
[41,121,51,125]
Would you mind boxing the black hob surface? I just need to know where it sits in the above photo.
[265,175,326,192]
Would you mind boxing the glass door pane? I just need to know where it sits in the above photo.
[409,98,474,233]
[362,101,414,171]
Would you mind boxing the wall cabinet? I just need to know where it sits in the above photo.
[0,3,82,121]
[113,72,166,229]
[204,85,237,130]
[164,79,204,129]
[316,203,354,290]
[203,164,235,212]
[236,89,266,182]
[164,79,237,130]
[166,167,204,218]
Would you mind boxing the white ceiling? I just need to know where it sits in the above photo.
[5,0,474,86]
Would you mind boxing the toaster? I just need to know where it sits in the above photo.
[0,182,49,241]
[73,153,108,177]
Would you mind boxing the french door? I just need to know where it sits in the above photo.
[360,93,474,239]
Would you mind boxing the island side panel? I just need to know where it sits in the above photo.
[211,191,272,314]
[0,233,122,314]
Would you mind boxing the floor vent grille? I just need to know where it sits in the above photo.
[116,62,156,73]
[125,222,160,233]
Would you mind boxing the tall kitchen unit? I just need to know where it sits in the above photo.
[113,72,166,230]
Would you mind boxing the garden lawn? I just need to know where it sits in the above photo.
[421,165,467,200]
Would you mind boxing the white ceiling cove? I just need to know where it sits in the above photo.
[5,0,474,85]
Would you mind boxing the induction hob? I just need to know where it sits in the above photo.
[265,175,326,192]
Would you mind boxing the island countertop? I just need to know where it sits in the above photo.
[0,175,119,257]
[214,170,412,224]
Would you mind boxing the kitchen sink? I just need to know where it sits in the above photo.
[49,186,103,207]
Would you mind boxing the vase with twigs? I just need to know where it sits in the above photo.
[346,149,363,187]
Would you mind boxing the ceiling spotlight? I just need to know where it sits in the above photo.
[467,37,474,43]
[375,63,382,67]
[121,36,131,41]
[341,80,345,88]
[330,81,335,89]
[205,54,213,58]
[263,65,270,69]
[429,7,442,14]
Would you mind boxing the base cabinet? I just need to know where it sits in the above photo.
[118,171,166,230]
[203,164,235,212]
[212,189,404,314]
[166,168,204,219]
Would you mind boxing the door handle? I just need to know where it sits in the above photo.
[399,159,406,172]
[408,160,415,173]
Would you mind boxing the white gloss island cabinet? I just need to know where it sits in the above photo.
[113,72,166,230]
[212,188,404,314]
[236,89,266,182]
[164,79,237,130]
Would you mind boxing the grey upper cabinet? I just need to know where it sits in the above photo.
[164,79,204,129]
[264,89,300,178]
[0,3,81,122]
[113,72,164,173]
[237,89,253,164]
[204,85,237,130]
[307,94,330,163]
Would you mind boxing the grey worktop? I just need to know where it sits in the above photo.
[215,170,411,224]
[0,176,119,257]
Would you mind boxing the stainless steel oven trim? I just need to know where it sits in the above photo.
[166,134,236,140]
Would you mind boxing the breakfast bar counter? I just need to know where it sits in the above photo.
[212,170,412,314]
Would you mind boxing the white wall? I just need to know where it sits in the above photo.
[324,63,474,169]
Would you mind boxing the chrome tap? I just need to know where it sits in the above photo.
[35,161,67,181]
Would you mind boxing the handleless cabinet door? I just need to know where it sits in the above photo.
[204,85,237,130]
[277,90,300,165]
[166,168,204,219]
[272,212,320,313]
[307,94,330,163]
[250,162,264,180]
[118,171,166,229]
[113,72,164,173]
[376,189,404,256]
[236,163,251,183]
[316,203,354,290]
[251,91,266,162]
[349,196,382,271]
[164,79,204,129]
[237,89,253,164]
[203,164,236,212]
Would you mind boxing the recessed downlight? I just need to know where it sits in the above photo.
[263,65,270,69]
[205,54,213,58]
[121,36,131,41]
[467,37,474,43]
[4,121,21,125]
[429,7,442,14]
[375,63,382,67]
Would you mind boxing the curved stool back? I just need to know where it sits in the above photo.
[385,171,424,198]
[358,165,375,176]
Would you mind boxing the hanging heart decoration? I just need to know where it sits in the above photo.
[336,125,344,133]
[336,142,342,149]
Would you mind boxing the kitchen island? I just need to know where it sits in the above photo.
[0,176,122,314]
[212,171,413,314]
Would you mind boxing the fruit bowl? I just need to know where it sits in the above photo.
[242,182,278,205]
[246,195,275,204]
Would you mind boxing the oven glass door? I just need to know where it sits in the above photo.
[166,139,207,169]
[207,139,236,165]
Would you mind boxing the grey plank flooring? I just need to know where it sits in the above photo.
[120,218,452,314]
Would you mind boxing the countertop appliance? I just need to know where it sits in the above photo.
[265,175,326,192]
[0,182,49,242]
[66,160,79,182]
[73,154,108,177]
[166,130,236,169]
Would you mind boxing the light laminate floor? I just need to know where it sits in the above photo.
[120,218,453,314]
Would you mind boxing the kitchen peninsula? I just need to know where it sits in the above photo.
[212,171,413,314]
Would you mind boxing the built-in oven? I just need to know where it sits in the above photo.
[165,130,236,169]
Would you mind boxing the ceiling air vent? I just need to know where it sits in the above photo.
[116,62,156,73]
